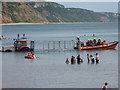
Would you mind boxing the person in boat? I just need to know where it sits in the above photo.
[76,36,80,49]
[90,55,95,63]
[23,34,25,37]
[81,42,84,47]
[65,58,69,64]
[97,39,102,45]
[89,40,93,46]
[71,56,74,64]
[95,53,99,63]
[86,40,90,46]
[27,52,33,56]
[76,42,79,49]
[1,35,4,39]
[76,37,84,48]
[93,39,97,45]
[18,33,20,39]
[92,34,96,37]
[87,53,90,63]
[29,52,33,56]
[102,40,106,45]
[77,36,80,41]
[27,53,30,56]
[86,41,88,46]
[32,54,36,58]
[102,82,108,90]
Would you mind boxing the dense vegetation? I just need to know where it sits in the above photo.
[2,2,118,23]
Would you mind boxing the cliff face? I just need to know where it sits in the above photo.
[2,2,49,23]
[2,2,118,23]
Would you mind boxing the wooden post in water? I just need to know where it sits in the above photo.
[48,41,50,50]
[79,42,81,50]
[66,41,68,49]
[64,41,66,49]
[43,42,44,50]
[68,41,70,49]
[2,47,4,52]
[30,41,35,51]
[53,41,55,50]
[59,41,60,49]
[69,41,71,49]
[70,40,73,49]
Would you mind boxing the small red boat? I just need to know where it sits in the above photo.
[74,41,118,50]
[24,55,37,59]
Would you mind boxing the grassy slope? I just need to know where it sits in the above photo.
[2,2,118,23]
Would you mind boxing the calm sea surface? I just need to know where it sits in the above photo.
[2,22,118,88]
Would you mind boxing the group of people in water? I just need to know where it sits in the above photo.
[76,37,106,47]
[87,53,99,63]
[66,55,83,64]
[65,53,99,64]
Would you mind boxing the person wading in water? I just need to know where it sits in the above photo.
[65,58,69,64]
[90,55,95,63]
[102,82,108,90]
[87,53,90,63]
[77,55,81,64]
[71,56,74,64]
[95,53,99,63]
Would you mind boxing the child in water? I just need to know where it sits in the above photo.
[65,58,69,64]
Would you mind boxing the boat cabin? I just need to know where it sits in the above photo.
[14,34,34,51]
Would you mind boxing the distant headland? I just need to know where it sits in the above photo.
[1,2,118,24]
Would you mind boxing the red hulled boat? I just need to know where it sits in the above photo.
[74,41,118,50]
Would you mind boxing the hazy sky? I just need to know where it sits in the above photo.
[58,2,118,13]
[45,0,118,13]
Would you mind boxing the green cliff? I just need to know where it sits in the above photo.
[2,2,118,23]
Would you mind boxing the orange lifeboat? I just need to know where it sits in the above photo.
[74,41,118,50]
[24,55,36,59]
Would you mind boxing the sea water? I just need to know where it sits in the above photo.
[2,22,118,88]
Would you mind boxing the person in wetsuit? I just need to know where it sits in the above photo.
[77,55,81,64]
[71,56,74,64]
